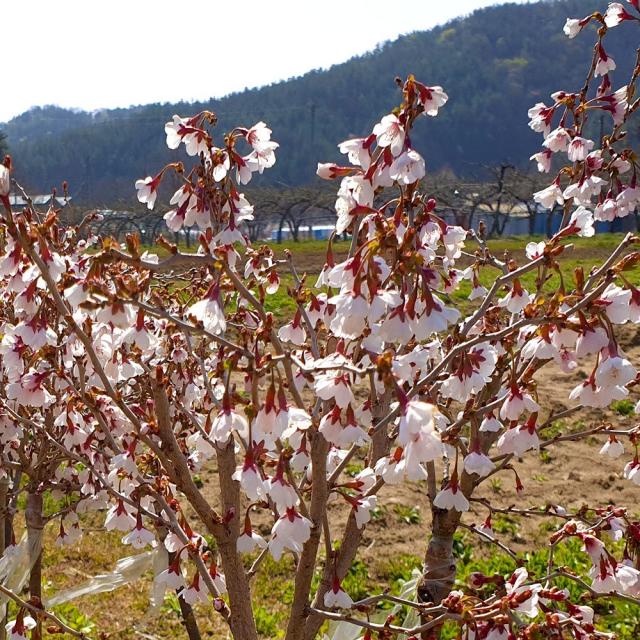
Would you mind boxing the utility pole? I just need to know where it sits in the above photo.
[599,114,604,143]
[310,103,316,146]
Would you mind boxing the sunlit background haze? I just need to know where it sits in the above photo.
[1,0,530,122]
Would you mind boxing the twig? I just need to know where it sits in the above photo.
[0,583,91,640]
[460,522,520,563]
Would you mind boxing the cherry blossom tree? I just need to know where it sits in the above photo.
[1,4,640,640]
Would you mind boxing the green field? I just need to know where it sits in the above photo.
[260,233,640,319]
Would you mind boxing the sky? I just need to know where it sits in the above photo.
[1,0,527,123]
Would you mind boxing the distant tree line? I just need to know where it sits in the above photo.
[60,164,640,247]
[2,0,638,204]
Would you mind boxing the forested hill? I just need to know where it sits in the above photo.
[2,0,636,202]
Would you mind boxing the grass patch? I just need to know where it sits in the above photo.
[491,514,519,537]
[139,233,640,322]
[393,504,422,525]
[262,281,298,320]
[611,399,636,416]
[33,518,640,638]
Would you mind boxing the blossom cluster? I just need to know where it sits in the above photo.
[0,3,639,639]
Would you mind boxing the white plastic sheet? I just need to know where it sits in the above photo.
[0,531,43,619]
[322,569,421,640]
[45,548,161,607]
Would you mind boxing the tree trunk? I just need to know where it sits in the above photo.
[488,214,499,238]
[302,388,393,640]
[157,517,202,640]
[215,440,260,640]
[153,384,257,640]
[417,509,460,605]
[286,218,298,242]
[528,209,536,236]
[0,478,8,640]
[284,431,329,640]
[178,597,201,640]
[26,491,44,640]
[418,457,482,638]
